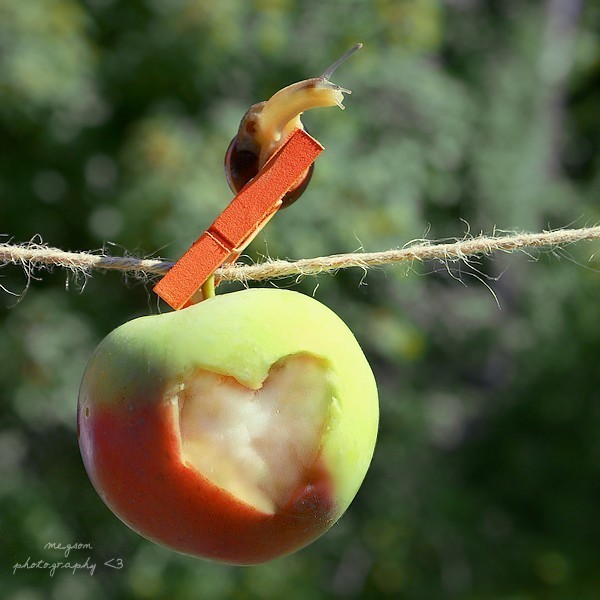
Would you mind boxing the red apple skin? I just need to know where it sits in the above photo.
[78,393,336,565]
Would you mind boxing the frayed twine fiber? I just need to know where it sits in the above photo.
[1,226,599,284]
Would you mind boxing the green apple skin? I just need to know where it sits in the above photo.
[78,288,379,565]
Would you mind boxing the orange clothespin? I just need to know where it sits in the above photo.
[153,129,324,310]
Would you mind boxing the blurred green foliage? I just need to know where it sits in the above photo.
[1,0,599,598]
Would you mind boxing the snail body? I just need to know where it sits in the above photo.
[225,43,362,208]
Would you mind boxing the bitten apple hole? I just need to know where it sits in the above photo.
[176,354,333,515]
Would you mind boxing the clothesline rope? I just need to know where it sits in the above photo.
[1,226,599,285]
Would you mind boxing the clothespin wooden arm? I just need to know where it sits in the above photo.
[153,129,324,310]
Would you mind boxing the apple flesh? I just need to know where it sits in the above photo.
[78,288,378,564]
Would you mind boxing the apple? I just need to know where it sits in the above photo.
[78,288,378,564]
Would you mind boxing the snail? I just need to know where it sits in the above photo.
[224,43,362,208]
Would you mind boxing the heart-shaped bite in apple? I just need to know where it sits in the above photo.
[179,354,332,515]
[78,289,378,564]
